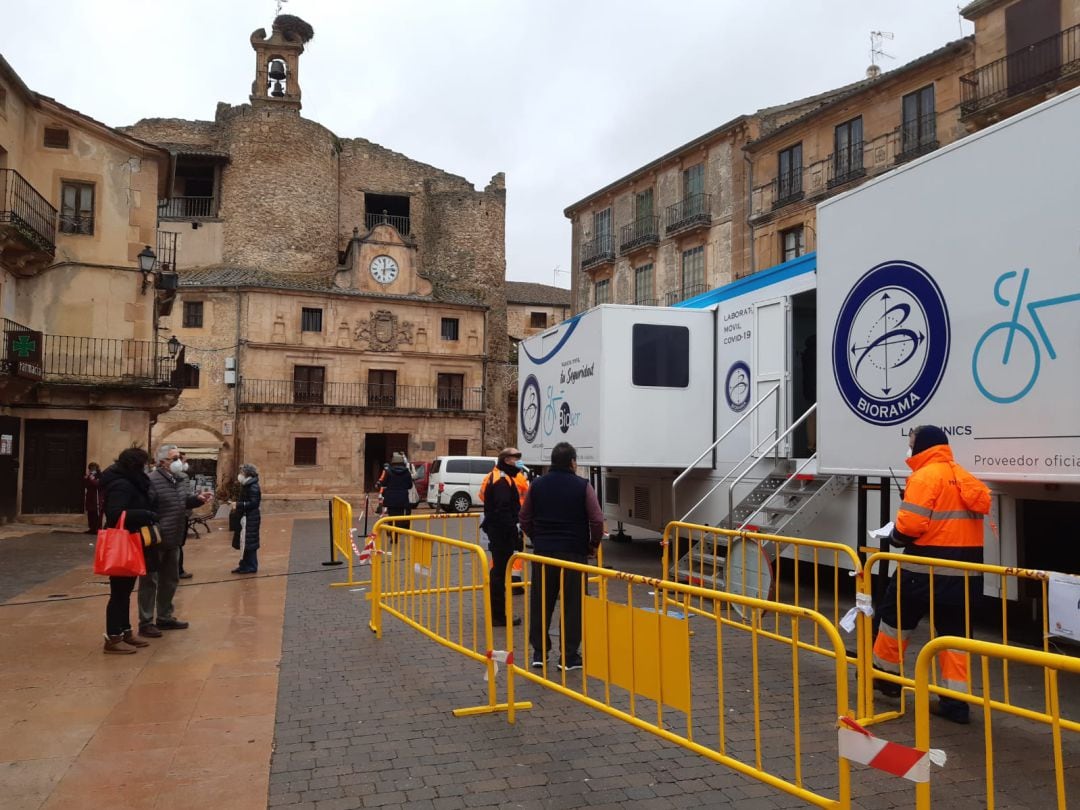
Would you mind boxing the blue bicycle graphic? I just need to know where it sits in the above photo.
[972,268,1080,403]
[543,386,564,436]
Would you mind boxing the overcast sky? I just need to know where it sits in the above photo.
[4,0,971,288]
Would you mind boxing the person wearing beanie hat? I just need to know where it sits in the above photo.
[378,452,415,519]
[872,425,991,725]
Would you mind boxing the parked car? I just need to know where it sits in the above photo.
[410,461,432,507]
[426,455,498,513]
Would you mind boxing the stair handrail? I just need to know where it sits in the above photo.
[671,383,780,523]
[736,451,818,531]
[679,429,779,524]
[728,403,817,528]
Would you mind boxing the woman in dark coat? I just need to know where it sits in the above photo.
[379,452,415,518]
[100,447,157,654]
[233,463,262,574]
[83,462,104,534]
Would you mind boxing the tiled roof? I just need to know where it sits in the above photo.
[506,281,572,306]
[745,36,974,150]
[155,141,230,159]
[179,266,485,307]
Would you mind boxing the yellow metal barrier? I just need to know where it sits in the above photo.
[327,496,366,589]
[661,521,865,712]
[914,637,1080,809]
[368,517,532,717]
[504,551,854,809]
[858,552,1052,725]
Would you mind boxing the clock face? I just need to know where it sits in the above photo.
[370,255,399,284]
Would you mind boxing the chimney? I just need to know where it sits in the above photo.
[866,64,882,79]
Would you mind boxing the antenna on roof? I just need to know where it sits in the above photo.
[867,31,895,79]
[553,265,569,287]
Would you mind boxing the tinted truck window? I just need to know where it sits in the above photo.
[632,324,690,387]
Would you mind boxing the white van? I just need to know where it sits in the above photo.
[426,455,498,513]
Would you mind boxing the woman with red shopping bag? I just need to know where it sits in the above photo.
[99,448,158,654]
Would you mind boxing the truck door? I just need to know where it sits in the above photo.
[754,298,789,457]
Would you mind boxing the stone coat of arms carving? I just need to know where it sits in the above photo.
[355,310,413,352]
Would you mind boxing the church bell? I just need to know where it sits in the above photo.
[270,80,285,98]
[268,60,287,81]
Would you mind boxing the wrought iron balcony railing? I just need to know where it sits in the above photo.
[827,142,866,188]
[581,234,616,270]
[364,212,412,236]
[158,196,217,219]
[42,335,179,385]
[619,215,660,252]
[633,297,660,307]
[663,284,708,306]
[2,326,178,386]
[961,23,1080,116]
[0,168,57,254]
[665,193,712,234]
[750,109,957,220]
[239,378,484,412]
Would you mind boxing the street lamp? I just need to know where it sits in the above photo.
[167,335,182,358]
[138,245,157,294]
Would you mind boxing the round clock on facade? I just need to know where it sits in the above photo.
[370,255,399,284]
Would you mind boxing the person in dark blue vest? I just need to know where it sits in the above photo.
[519,442,605,671]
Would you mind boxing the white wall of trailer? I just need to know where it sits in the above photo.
[516,306,714,468]
[815,85,1080,590]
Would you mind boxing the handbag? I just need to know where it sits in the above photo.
[408,484,420,506]
[139,524,164,548]
[93,511,147,577]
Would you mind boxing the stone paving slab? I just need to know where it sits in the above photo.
[270,519,1080,809]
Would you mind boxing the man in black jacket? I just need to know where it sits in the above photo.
[140,445,210,636]
[479,448,529,628]
[519,442,605,671]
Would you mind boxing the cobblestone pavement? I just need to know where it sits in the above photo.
[270,519,1079,809]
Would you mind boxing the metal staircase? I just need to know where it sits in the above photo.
[673,459,851,588]
[670,400,850,589]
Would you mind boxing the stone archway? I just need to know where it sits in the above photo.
[154,422,231,493]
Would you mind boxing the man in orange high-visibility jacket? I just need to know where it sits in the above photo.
[872,425,991,725]
[479,448,530,627]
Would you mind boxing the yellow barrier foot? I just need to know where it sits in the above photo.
[452,701,533,718]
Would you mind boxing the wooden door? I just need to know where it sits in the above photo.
[21,419,87,514]
[1006,0,1061,94]
[0,416,20,522]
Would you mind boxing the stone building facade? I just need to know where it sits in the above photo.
[122,16,508,502]
[0,55,177,522]
[563,88,858,313]
[567,2,1079,307]
[745,38,974,272]
[959,0,1080,130]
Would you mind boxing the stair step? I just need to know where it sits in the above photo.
[677,568,724,588]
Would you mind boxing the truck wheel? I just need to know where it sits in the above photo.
[450,492,471,513]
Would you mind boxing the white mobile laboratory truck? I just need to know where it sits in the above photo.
[520,85,1080,610]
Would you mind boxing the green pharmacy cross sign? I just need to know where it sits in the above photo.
[12,334,36,358]
[4,329,44,380]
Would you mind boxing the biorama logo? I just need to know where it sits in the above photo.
[832,260,951,426]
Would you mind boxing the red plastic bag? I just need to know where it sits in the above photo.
[93,512,147,577]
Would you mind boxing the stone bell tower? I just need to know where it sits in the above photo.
[249,14,314,111]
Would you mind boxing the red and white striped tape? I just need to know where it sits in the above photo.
[484,649,514,681]
[837,717,946,783]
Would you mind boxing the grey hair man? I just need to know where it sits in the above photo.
[138,444,211,636]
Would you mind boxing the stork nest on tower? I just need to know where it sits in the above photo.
[272,14,315,43]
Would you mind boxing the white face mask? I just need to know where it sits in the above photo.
[906,447,913,458]
[182,462,189,472]
[169,460,184,475]
[237,474,247,484]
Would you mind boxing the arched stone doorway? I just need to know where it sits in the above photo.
[155,423,230,495]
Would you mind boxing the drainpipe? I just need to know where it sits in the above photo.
[232,288,243,482]
[481,306,489,453]
[743,151,755,274]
